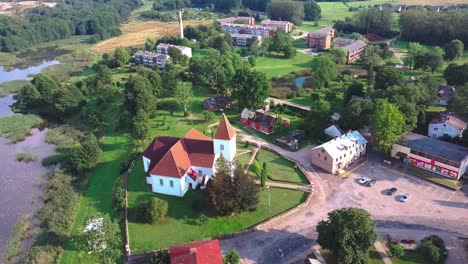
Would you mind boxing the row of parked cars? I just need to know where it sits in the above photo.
[358,177,410,202]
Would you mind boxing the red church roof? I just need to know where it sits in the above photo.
[170,239,223,264]
[214,114,236,140]
[143,129,215,178]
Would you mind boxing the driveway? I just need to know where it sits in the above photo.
[220,136,468,263]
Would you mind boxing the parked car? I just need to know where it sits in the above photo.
[387,187,397,195]
[366,179,376,187]
[358,177,370,184]
[399,193,410,202]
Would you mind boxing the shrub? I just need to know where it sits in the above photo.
[16,152,38,162]
[419,240,441,263]
[203,110,216,123]
[390,243,405,257]
[42,153,66,166]
[113,186,126,211]
[143,198,168,224]
[223,249,241,264]
[150,250,170,264]
[296,87,305,97]
[251,161,261,176]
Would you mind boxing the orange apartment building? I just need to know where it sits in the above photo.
[307,27,335,49]
[333,38,367,64]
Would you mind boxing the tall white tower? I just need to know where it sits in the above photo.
[178,11,184,39]
[213,114,236,162]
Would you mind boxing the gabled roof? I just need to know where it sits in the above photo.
[185,128,211,141]
[215,114,236,140]
[170,239,223,264]
[150,141,191,178]
[313,131,367,159]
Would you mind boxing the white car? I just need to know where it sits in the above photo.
[358,177,371,184]
[399,193,410,202]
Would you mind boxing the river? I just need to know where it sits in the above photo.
[0,60,58,261]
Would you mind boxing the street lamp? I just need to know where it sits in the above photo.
[278,249,284,264]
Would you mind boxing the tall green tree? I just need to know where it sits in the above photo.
[68,134,102,173]
[403,42,425,69]
[132,110,150,141]
[304,1,321,21]
[311,56,337,89]
[341,99,373,130]
[444,39,464,61]
[443,63,468,86]
[371,100,405,153]
[374,66,404,90]
[317,208,378,264]
[266,0,304,25]
[352,8,394,37]
[344,81,365,105]
[328,48,347,65]
[123,75,156,115]
[15,83,40,109]
[303,100,331,139]
[142,197,168,224]
[112,47,130,67]
[231,68,270,110]
[174,82,194,116]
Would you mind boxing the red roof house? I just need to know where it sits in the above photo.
[170,239,223,264]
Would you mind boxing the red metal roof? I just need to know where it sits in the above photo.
[214,114,236,140]
[170,239,223,264]
[143,130,215,178]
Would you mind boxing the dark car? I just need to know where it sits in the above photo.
[366,179,376,187]
[387,187,397,195]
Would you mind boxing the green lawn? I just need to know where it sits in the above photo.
[389,250,427,264]
[406,167,460,190]
[127,161,308,253]
[60,96,133,263]
[250,149,309,184]
[254,53,314,79]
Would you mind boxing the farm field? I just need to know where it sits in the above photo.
[94,20,211,54]
[127,161,308,253]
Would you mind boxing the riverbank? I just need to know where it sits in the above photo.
[0,60,61,262]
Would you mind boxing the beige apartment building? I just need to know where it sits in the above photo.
[311,131,367,174]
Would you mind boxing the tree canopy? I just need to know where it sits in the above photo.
[266,0,304,25]
[311,56,337,89]
[371,100,406,153]
[231,68,271,110]
[317,208,378,264]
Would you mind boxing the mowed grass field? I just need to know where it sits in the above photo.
[127,161,308,253]
[254,53,314,79]
[94,20,211,54]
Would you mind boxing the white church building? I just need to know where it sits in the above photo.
[142,114,236,197]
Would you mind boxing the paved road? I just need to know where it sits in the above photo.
[221,133,468,264]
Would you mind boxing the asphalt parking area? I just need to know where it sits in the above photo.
[329,161,468,220]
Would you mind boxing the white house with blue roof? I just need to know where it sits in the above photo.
[311,131,367,174]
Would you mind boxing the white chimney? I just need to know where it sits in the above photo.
[178,11,184,39]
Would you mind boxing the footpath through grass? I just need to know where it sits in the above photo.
[249,149,309,185]
[127,161,308,253]
[406,167,460,190]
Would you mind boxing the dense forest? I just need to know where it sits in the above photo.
[0,0,140,52]
[399,9,468,46]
